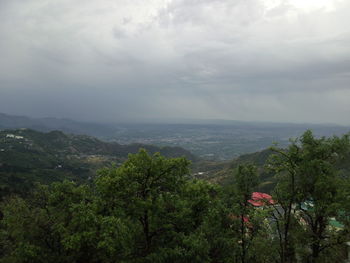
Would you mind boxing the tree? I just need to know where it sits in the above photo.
[0,180,132,263]
[268,140,302,263]
[269,130,350,263]
[295,131,350,262]
[229,164,258,263]
[1,149,223,262]
[95,149,191,260]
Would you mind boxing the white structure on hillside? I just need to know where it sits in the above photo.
[6,134,24,139]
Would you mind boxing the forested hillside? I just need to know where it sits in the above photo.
[1,131,350,263]
[0,129,195,198]
[0,113,117,137]
[196,144,350,193]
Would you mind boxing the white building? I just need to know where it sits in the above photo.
[5,134,24,139]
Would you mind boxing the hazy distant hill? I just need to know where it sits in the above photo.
[0,113,117,137]
[107,122,350,160]
[0,129,195,198]
[1,112,350,160]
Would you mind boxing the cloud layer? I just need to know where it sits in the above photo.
[1,0,350,124]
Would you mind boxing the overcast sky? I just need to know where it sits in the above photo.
[0,0,349,124]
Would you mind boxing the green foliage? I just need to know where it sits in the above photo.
[228,164,276,263]
[0,150,220,263]
[1,131,350,263]
[268,130,350,263]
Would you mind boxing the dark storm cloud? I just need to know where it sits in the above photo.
[0,0,349,124]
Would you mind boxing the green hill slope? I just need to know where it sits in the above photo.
[196,148,350,193]
[0,129,195,198]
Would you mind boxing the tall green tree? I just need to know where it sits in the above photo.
[95,149,191,260]
[268,140,302,263]
[233,164,258,263]
[269,130,350,263]
[295,131,350,262]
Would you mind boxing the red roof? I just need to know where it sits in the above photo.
[248,192,274,207]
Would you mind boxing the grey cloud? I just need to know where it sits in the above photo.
[0,0,350,124]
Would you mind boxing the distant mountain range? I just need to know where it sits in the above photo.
[0,112,118,137]
[2,112,349,136]
[1,112,350,160]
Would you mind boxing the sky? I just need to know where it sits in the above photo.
[0,0,350,124]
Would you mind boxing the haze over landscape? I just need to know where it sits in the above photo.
[1,0,350,124]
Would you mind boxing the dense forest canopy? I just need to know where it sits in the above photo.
[0,130,350,262]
